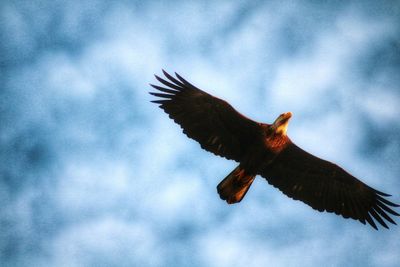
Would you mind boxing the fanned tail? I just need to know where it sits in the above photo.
[217,166,256,204]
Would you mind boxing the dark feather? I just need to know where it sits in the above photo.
[149,84,178,94]
[260,142,399,229]
[150,70,399,230]
[150,70,264,161]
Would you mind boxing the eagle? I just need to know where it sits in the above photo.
[149,70,399,230]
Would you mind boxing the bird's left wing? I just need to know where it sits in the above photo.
[150,70,264,162]
[260,142,399,230]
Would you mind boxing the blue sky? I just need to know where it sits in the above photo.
[1,0,400,266]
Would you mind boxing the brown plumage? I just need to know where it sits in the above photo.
[149,70,399,230]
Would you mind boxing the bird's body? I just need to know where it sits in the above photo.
[150,70,399,230]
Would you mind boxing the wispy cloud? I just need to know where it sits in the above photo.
[1,1,399,266]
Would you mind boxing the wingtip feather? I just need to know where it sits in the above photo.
[374,189,391,197]
[162,69,169,77]
[149,92,173,98]
[150,100,167,104]
[149,83,158,89]
[365,214,378,230]
[377,195,400,207]
[369,209,389,229]
[175,72,195,88]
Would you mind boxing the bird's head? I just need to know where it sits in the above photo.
[271,112,292,135]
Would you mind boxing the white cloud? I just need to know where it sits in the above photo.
[359,90,400,126]
[49,217,164,267]
[1,1,399,267]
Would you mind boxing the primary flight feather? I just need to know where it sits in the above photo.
[150,70,399,230]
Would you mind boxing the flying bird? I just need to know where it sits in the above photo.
[149,70,399,230]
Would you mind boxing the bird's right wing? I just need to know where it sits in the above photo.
[260,142,399,230]
[150,70,264,162]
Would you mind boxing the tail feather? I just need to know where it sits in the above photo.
[217,166,256,204]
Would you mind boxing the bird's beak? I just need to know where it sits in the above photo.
[281,112,292,121]
[276,112,292,125]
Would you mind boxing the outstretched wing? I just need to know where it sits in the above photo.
[260,142,399,230]
[150,70,263,161]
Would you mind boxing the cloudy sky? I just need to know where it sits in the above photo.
[1,0,400,266]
